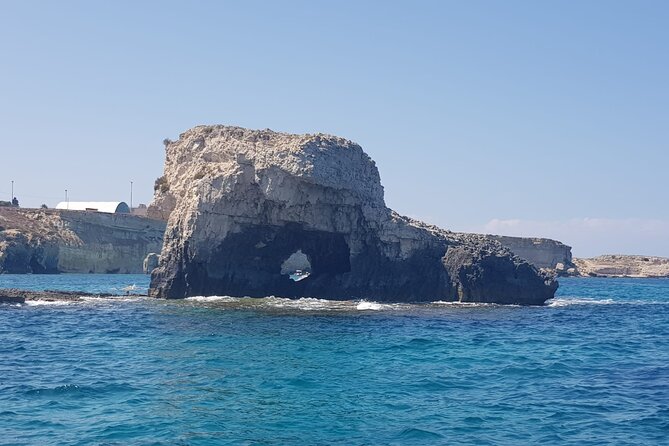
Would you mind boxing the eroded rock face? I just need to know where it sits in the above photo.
[149,125,557,304]
[143,253,161,274]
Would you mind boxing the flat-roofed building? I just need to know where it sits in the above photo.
[55,201,131,214]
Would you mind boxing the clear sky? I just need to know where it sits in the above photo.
[1,1,667,257]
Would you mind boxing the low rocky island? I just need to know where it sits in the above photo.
[571,255,669,278]
[149,125,557,305]
[483,237,669,279]
[0,288,116,304]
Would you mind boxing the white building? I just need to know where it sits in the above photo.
[55,201,131,214]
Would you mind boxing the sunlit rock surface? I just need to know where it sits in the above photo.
[149,125,557,304]
[489,235,574,271]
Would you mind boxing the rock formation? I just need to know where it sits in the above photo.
[0,288,116,304]
[489,235,574,272]
[149,125,557,305]
[0,208,165,274]
[143,253,160,274]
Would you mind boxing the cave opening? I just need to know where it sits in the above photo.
[197,223,353,297]
[281,249,312,281]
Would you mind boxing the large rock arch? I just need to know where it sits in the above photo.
[149,125,557,305]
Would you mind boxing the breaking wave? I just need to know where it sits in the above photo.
[356,300,400,311]
[547,297,668,307]
[547,297,615,307]
[183,295,405,312]
[356,300,385,310]
[431,300,518,308]
[185,295,240,303]
[24,300,75,307]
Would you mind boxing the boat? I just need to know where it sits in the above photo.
[289,270,311,282]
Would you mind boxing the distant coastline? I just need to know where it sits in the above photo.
[0,207,164,274]
[569,255,669,278]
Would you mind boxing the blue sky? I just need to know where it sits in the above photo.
[1,1,667,257]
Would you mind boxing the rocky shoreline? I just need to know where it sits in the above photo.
[0,288,149,304]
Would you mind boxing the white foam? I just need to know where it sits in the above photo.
[185,295,240,302]
[356,300,391,311]
[432,300,497,307]
[80,296,143,303]
[24,300,74,306]
[264,296,349,311]
[184,295,394,312]
[547,298,615,307]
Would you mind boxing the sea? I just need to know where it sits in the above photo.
[0,275,667,445]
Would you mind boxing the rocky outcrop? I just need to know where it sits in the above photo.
[571,255,669,278]
[0,208,166,274]
[489,235,574,271]
[143,253,160,274]
[0,288,116,304]
[149,125,557,305]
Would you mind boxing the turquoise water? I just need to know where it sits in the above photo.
[0,276,667,445]
[0,273,149,295]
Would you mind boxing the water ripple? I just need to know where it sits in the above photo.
[0,276,667,444]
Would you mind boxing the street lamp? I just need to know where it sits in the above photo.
[65,189,68,210]
[130,181,133,210]
[11,180,13,201]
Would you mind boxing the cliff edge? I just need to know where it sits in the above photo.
[489,235,575,273]
[149,125,557,304]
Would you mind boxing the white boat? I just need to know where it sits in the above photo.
[289,270,311,282]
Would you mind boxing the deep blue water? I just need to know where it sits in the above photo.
[0,276,667,445]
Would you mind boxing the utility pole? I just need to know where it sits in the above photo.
[130,181,133,210]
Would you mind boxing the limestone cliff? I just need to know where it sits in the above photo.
[149,125,557,305]
[0,208,165,274]
[489,235,574,272]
